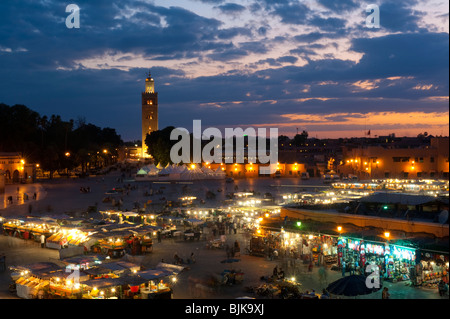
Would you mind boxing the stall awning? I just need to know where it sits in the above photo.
[61,255,105,266]
[101,261,140,273]
[359,192,440,206]
[155,262,186,275]
[137,269,173,281]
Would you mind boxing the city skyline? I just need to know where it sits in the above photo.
[0,0,448,141]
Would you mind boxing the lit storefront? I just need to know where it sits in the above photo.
[337,237,417,282]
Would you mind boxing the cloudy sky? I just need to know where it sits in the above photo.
[0,0,448,141]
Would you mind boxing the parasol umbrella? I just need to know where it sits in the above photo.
[220,258,241,264]
[326,274,382,297]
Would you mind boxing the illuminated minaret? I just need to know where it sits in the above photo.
[141,72,159,158]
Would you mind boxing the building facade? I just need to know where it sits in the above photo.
[141,73,158,158]
[338,137,449,179]
[0,152,36,186]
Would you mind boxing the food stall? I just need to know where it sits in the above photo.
[47,269,91,299]
[2,219,24,237]
[46,227,92,250]
[13,262,61,299]
[249,235,266,257]
[132,226,159,254]
[15,275,49,299]
[137,269,174,299]
[2,218,59,241]
[80,269,174,299]
[81,277,124,299]
[60,255,104,271]
[18,218,59,241]
[90,230,132,257]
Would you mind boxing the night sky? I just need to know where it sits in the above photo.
[0,0,448,141]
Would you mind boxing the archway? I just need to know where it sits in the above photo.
[12,170,20,183]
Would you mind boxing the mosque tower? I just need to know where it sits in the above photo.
[141,71,158,158]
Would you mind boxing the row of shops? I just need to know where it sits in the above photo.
[10,258,183,299]
[252,226,449,289]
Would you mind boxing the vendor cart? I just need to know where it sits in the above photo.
[97,240,126,258]
[184,229,201,241]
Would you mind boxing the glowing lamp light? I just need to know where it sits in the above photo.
[172,277,177,283]
[384,232,390,239]
[337,226,343,232]
[256,229,261,234]
[296,221,302,227]
[191,164,196,169]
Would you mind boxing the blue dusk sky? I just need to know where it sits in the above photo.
[0,0,448,141]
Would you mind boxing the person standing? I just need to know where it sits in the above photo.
[40,234,46,248]
[157,231,161,243]
[273,266,278,278]
[438,279,448,296]
[342,260,346,277]
[382,287,390,299]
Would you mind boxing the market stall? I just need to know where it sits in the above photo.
[416,250,449,288]
[13,262,62,299]
[384,244,416,282]
[2,218,59,241]
[45,227,92,250]
[15,275,49,299]
[137,269,174,299]
[337,237,417,281]
[2,219,24,237]
[80,270,174,299]
[60,255,105,271]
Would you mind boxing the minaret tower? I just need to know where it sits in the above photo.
[141,71,159,158]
